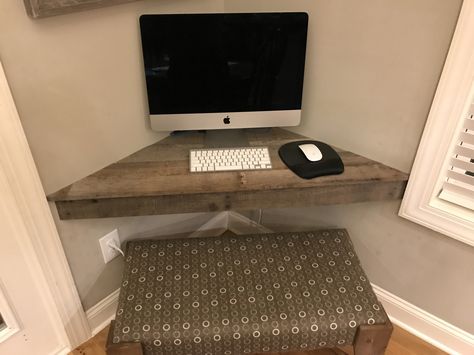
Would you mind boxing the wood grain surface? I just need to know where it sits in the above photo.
[48,129,408,219]
[69,324,447,355]
[23,0,138,19]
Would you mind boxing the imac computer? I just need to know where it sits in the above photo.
[139,13,308,172]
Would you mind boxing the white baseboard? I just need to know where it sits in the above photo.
[52,346,71,355]
[372,284,474,355]
[85,288,120,336]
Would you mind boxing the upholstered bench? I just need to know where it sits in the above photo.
[106,229,392,355]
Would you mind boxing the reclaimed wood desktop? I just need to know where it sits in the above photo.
[47,129,408,220]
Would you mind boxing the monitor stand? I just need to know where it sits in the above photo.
[204,129,250,148]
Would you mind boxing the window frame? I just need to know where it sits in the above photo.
[399,0,474,246]
[0,281,20,344]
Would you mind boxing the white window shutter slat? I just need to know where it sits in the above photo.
[459,131,474,145]
[446,169,474,186]
[439,183,474,210]
[439,104,474,211]
[453,145,474,157]
[464,116,474,130]
[450,157,474,172]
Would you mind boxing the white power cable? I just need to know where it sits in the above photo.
[107,240,125,257]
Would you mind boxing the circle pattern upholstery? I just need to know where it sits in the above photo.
[111,229,389,354]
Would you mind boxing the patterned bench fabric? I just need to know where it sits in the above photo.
[111,229,389,354]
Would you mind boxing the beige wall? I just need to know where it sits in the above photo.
[225,0,448,172]
[0,0,224,194]
[2,0,473,333]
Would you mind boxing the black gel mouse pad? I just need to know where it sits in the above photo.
[278,140,344,179]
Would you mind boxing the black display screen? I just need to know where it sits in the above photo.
[140,13,308,115]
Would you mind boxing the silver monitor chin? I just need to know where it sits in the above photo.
[150,110,301,132]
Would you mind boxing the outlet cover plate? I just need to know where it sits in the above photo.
[99,229,121,263]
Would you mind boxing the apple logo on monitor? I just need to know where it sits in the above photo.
[223,115,230,124]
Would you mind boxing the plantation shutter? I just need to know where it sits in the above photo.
[439,103,474,210]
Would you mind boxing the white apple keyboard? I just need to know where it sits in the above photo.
[190,147,272,172]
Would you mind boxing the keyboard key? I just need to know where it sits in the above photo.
[215,165,242,171]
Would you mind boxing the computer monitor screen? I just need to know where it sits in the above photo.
[140,13,308,131]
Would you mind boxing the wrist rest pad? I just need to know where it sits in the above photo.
[278,140,344,179]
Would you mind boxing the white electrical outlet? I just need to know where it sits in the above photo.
[99,229,121,264]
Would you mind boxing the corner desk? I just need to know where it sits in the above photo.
[47,129,408,220]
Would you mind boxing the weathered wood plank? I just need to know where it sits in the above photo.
[55,180,406,219]
[50,162,403,200]
[23,0,139,19]
[354,322,393,355]
[49,128,408,219]
[105,321,143,355]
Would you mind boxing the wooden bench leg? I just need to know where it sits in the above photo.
[354,321,393,355]
[260,348,348,355]
[106,320,144,355]
[310,348,348,355]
